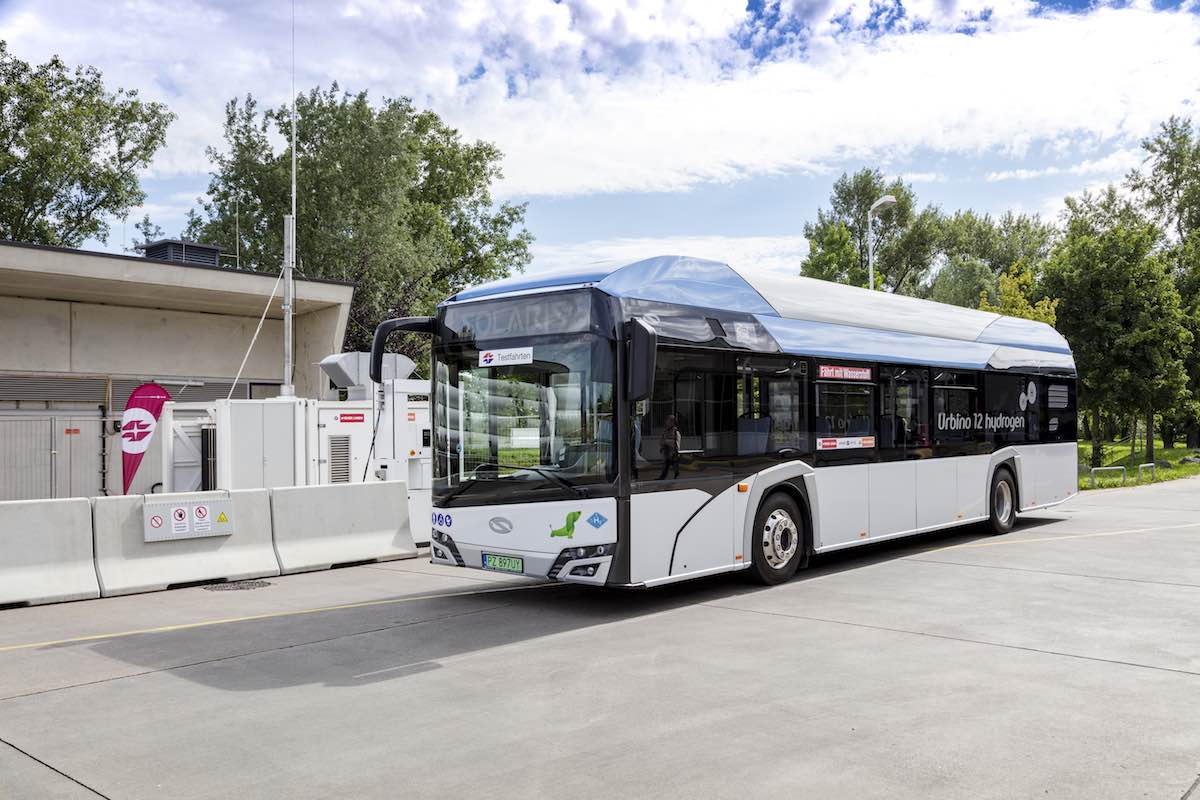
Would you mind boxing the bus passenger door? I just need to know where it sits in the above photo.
[629,349,736,581]
[869,366,927,538]
[812,366,876,547]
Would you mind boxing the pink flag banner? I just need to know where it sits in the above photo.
[120,383,172,494]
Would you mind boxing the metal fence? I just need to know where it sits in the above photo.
[0,417,107,501]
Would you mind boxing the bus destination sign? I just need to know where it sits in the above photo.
[819,364,872,381]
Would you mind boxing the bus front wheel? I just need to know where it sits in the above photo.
[988,467,1017,535]
[749,493,805,585]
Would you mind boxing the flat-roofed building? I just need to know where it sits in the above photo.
[0,239,354,499]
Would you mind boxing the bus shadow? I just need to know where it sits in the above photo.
[84,516,1065,694]
[82,575,752,693]
[796,513,1064,580]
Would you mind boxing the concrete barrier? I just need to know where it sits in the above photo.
[271,481,416,574]
[93,490,278,596]
[0,497,99,606]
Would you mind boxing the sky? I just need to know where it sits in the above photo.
[2,0,1199,276]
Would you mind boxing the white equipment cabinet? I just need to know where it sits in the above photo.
[364,378,433,533]
[160,354,431,543]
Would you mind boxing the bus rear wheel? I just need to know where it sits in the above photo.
[749,493,804,585]
[988,467,1017,535]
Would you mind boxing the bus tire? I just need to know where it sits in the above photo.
[749,492,805,585]
[988,467,1017,535]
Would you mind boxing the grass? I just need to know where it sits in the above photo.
[462,447,541,476]
[496,448,540,468]
[1077,438,1200,490]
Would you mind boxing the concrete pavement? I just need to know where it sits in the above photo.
[2,480,1200,799]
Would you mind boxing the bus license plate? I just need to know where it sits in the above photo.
[482,553,524,574]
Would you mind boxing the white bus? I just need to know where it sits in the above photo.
[371,256,1077,587]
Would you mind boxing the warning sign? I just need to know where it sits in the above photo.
[144,498,235,542]
[339,413,365,423]
[171,506,190,534]
[192,503,212,532]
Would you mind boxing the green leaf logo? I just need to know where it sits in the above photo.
[550,511,582,539]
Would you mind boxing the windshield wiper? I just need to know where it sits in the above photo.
[474,462,586,498]
[439,474,489,503]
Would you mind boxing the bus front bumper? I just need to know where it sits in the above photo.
[429,530,613,586]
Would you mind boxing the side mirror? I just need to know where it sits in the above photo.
[370,316,434,383]
[627,318,657,402]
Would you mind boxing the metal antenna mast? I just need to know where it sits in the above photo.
[281,0,297,397]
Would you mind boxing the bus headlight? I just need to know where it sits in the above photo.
[548,544,613,580]
[429,531,465,566]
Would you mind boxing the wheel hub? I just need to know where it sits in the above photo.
[995,480,1013,523]
[761,509,798,570]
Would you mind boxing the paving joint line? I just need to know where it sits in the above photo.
[1181,772,1200,800]
[906,558,1200,589]
[0,604,509,704]
[702,602,1200,678]
[0,736,111,799]
[928,520,1200,551]
[1073,505,1200,515]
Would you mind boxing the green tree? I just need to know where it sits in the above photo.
[1128,116,1200,446]
[991,212,1057,276]
[130,214,163,250]
[1044,187,1190,465]
[979,260,1058,326]
[801,169,938,293]
[798,219,857,284]
[0,42,173,246]
[932,210,1055,310]
[926,254,997,308]
[188,85,532,364]
[1127,116,1200,243]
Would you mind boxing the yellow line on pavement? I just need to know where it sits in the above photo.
[944,520,1200,550]
[0,582,558,654]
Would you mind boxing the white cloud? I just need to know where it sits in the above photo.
[985,147,1144,182]
[1037,173,1139,223]
[531,234,810,275]
[1,0,1196,204]
[474,7,1200,196]
[900,172,946,184]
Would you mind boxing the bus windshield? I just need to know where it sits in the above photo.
[432,333,616,504]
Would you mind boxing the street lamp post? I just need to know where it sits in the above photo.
[867,194,897,291]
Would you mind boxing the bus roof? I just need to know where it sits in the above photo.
[446,256,1074,373]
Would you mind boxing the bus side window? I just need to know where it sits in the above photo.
[636,348,738,481]
[933,370,982,447]
[736,357,809,457]
[983,373,1032,445]
[1043,379,1076,442]
[815,381,874,440]
[878,366,929,454]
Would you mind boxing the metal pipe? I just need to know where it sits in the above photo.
[867,194,897,291]
[281,215,295,396]
[281,0,298,397]
[867,222,874,292]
